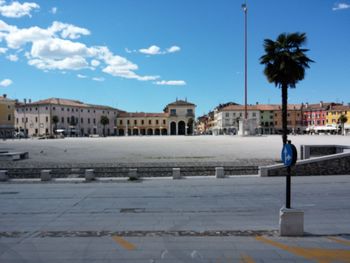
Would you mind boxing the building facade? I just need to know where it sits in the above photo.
[212,105,260,135]
[274,104,304,134]
[0,94,15,138]
[116,99,196,136]
[15,98,120,137]
[326,105,350,134]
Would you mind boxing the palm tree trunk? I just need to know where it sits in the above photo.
[281,84,288,145]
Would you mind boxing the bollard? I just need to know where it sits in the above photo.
[0,170,8,182]
[215,167,225,178]
[41,170,51,181]
[172,168,181,179]
[85,169,95,181]
[128,168,138,180]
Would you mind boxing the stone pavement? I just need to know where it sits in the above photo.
[0,175,350,262]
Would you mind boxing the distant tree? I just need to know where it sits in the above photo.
[338,114,348,135]
[100,116,109,137]
[52,115,59,134]
[260,32,314,145]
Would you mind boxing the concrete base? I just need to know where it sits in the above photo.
[40,170,52,181]
[0,170,8,182]
[172,168,181,179]
[215,167,225,178]
[85,169,95,181]
[279,207,304,236]
[128,168,138,180]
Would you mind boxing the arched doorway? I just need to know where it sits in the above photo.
[178,121,186,135]
[187,118,193,135]
[133,129,139,135]
[127,129,131,136]
[140,129,146,135]
[170,122,176,135]
[155,128,160,135]
[147,128,153,135]
[161,128,167,135]
[118,129,124,136]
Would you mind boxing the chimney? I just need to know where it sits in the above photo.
[320,101,323,107]
[305,102,309,109]
[2,94,6,98]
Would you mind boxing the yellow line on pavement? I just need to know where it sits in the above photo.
[112,236,136,251]
[328,236,350,246]
[255,236,350,263]
[240,254,255,263]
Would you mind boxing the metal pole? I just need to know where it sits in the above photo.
[244,3,248,121]
[286,166,291,208]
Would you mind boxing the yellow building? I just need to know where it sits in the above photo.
[0,94,15,138]
[326,105,350,134]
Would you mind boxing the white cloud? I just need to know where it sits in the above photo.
[50,7,57,14]
[0,19,160,82]
[0,78,12,87]
[77,74,87,78]
[0,46,7,53]
[49,21,90,39]
[91,59,100,67]
[333,2,350,10]
[92,77,104,82]
[167,45,180,53]
[155,80,186,86]
[138,45,181,55]
[28,56,88,70]
[6,53,18,61]
[139,45,161,55]
[0,1,39,18]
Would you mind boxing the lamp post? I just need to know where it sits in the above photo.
[242,2,248,134]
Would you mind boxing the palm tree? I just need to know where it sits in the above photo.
[100,116,109,137]
[260,32,314,145]
[52,115,59,134]
[260,32,313,209]
[338,114,348,135]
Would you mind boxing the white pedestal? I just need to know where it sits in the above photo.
[279,207,304,236]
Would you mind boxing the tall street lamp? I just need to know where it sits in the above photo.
[242,2,248,133]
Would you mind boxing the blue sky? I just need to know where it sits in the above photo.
[0,0,349,116]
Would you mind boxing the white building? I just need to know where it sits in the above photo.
[212,105,260,135]
[15,98,121,137]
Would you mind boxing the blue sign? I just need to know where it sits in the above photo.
[281,144,293,166]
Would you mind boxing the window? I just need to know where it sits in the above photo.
[81,109,83,112]
[252,113,256,117]
[93,118,96,124]
[149,120,152,125]
[35,117,38,123]
[141,120,144,125]
[61,108,64,111]
[61,117,64,123]
[275,121,277,125]
[30,108,32,111]
[25,117,28,123]
[170,109,176,115]
[53,107,56,110]
[120,120,123,125]
[163,119,166,125]
[45,128,48,134]
[16,118,18,124]
[8,114,11,121]
[156,120,159,125]
[67,108,70,112]
[46,107,48,110]
[127,120,130,125]
[67,117,70,123]
[88,118,90,124]
[35,129,38,134]
[88,109,90,113]
[103,111,105,114]
[225,113,229,117]
[134,120,137,125]
[46,116,49,122]
[81,118,83,124]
